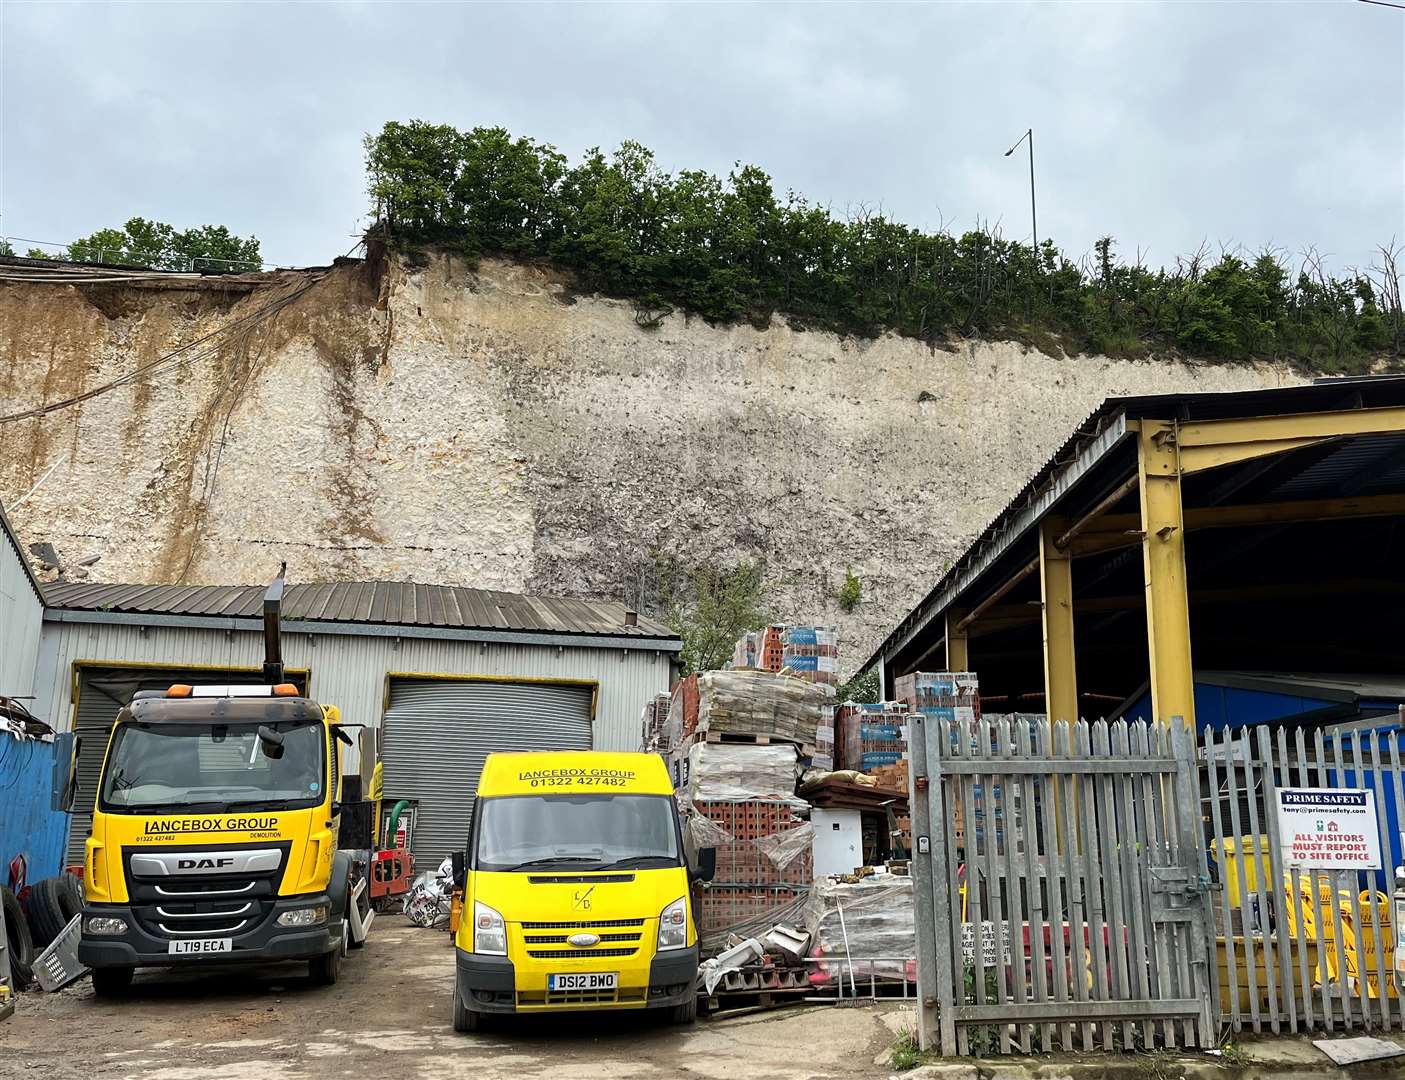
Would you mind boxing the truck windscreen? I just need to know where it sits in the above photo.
[97,720,326,813]
[475,794,680,872]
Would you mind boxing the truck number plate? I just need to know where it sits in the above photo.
[168,938,232,956]
[549,971,616,991]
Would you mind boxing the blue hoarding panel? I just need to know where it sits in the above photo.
[0,734,70,888]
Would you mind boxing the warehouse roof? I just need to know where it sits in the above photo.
[43,579,678,645]
[865,375,1405,675]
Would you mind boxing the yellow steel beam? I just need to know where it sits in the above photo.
[1069,491,1405,557]
[1039,518,1078,724]
[945,610,969,672]
[1134,406,1405,475]
[1139,421,1195,729]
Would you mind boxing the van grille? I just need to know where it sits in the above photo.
[523,932,641,945]
[526,946,637,959]
[520,919,644,930]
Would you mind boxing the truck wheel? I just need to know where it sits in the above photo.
[1,886,34,990]
[309,916,347,985]
[452,987,481,1033]
[670,993,698,1025]
[91,966,134,998]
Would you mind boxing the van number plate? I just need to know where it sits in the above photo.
[168,938,232,955]
[549,971,616,991]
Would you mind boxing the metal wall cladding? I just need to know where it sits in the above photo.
[35,621,670,858]
[0,523,42,704]
[381,679,593,864]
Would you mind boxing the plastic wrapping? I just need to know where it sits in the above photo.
[837,702,910,772]
[683,742,800,802]
[686,800,812,884]
[781,625,840,690]
[806,874,916,983]
[639,691,673,752]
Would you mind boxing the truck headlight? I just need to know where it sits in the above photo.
[85,916,127,936]
[276,905,329,928]
[473,901,507,955]
[657,897,688,951]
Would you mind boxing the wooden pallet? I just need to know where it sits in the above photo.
[699,730,816,755]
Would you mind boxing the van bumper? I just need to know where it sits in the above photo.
[455,946,700,1014]
[77,898,341,969]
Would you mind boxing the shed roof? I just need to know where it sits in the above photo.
[865,375,1405,674]
[0,499,44,603]
[43,579,677,643]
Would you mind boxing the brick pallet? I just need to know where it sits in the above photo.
[694,799,813,886]
[837,702,910,772]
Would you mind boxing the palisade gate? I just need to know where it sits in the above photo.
[907,714,1218,1055]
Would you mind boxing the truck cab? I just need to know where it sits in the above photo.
[451,750,712,1030]
[76,683,360,995]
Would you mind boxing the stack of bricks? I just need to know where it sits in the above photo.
[639,691,673,752]
[692,799,813,886]
[729,630,759,670]
[814,706,835,771]
[837,702,911,772]
[869,759,910,795]
[780,626,838,692]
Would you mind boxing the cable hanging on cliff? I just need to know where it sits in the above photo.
[0,272,325,425]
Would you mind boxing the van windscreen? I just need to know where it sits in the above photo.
[475,794,680,873]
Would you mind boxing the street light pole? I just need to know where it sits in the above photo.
[1004,128,1037,249]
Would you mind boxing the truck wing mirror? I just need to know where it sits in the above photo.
[51,732,82,812]
[691,846,716,883]
[451,850,467,890]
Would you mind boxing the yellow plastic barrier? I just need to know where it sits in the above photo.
[1281,874,1396,999]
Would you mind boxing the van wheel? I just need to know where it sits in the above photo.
[91,966,134,998]
[670,992,698,1025]
[452,970,482,1033]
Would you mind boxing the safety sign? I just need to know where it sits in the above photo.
[1275,787,1381,870]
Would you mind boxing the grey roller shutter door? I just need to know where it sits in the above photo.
[380,680,593,865]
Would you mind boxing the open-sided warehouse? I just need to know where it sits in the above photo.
[32,581,680,863]
[867,377,1405,730]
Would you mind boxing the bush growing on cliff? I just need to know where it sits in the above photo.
[658,559,771,677]
[365,121,1402,371]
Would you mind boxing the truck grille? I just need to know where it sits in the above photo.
[124,844,289,940]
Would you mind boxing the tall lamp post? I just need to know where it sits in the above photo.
[1004,128,1037,249]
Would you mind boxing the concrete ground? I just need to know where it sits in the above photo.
[0,917,901,1080]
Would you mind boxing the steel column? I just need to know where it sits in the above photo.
[1039,518,1078,724]
[945,610,969,672]
[1138,422,1196,729]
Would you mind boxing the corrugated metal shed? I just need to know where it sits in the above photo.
[44,579,674,642]
[0,500,44,703]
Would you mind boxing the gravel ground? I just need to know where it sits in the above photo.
[1,917,901,1079]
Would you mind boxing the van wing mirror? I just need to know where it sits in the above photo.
[451,850,466,890]
[51,732,81,812]
[691,846,716,883]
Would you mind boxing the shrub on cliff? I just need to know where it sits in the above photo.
[365,120,1402,371]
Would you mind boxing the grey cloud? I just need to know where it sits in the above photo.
[2,1,1401,273]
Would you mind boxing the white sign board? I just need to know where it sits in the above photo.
[960,920,1013,967]
[1276,787,1382,870]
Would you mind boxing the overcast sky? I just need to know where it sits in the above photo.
[2,1,1402,275]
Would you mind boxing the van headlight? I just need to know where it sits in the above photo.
[473,901,507,955]
[657,897,688,951]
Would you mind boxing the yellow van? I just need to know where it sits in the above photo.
[449,750,713,1030]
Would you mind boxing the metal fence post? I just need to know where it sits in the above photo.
[908,712,944,1051]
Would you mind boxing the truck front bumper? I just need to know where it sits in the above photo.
[455,945,700,1014]
[78,896,341,969]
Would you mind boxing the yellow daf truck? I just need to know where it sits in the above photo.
[53,572,372,996]
[450,750,714,1030]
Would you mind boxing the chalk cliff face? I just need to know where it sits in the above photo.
[0,254,1303,669]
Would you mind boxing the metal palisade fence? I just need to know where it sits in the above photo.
[1203,724,1404,1035]
[908,715,1218,1055]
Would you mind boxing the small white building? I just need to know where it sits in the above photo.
[31,579,680,864]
